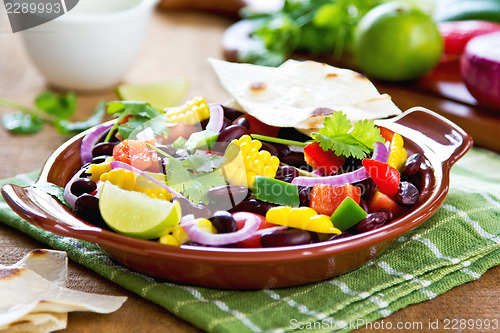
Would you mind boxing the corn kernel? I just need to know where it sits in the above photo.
[159,234,180,246]
[165,96,210,125]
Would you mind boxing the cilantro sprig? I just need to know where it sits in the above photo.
[0,91,104,135]
[0,91,105,135]
[311,111,384,159]
[104,101,171,142]
[148,143,226,204]
[165,156,226,205]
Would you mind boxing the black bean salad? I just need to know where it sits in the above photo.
[64,97,423,248]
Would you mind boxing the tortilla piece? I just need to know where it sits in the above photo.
[13,249,68,287]
[0,250,127,331]
[209,58,402,132]
[1,312,67,333]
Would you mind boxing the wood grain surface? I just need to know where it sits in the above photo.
[1,6,499,333]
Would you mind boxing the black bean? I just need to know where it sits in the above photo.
[356,212,389,233]
[172,197,211,219]
[92,141,119,158]
[394,181,420,206]
[222,117,232,130]
[260,142,279,157]
[275,165,300,183]
[280,152,306,168]
[207,185,249,211]
[229,199,274,216]
[359,198,369,213]
[222,106,243,121]
[215,125,250,151]
[354,178,375,199]
[298,186,311,207]
[337,157,363,174]
[261,229,313,247]
[272,143,291,158]
[209,211,238,233]
[328,231,354,241]
[232,116,250,129]
[91,155,111,165]
[402,153,423,177]
[74,194,104,225]
[378,208,393,221]
[70,178,97,197]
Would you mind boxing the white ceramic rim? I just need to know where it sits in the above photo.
[56,0,160,23]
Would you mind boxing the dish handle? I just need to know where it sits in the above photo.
[1,183,103,241]
[375,107,474,169]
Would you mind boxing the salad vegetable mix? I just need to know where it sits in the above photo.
[65,96,424,248]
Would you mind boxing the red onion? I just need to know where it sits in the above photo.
[180,212,261,246]
[461,31,500,112]
[109,161,183,198]
[135,127,155,141]
[63,167,89,209]
[291,142,389,187]
[205,105,224,133]
[80,124,113,164]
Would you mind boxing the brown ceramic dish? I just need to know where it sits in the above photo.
[2,107,472,289]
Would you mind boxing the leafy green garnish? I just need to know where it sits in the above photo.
[165,156,226,204]
[104,101,169,142]
[310,111,384,159]
[180,151,226,173]
[34,91,76,120]
[2,112,43,134]
[239,0,387,65]
[0,91,104,135]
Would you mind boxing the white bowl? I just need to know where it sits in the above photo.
[21,0,159,91]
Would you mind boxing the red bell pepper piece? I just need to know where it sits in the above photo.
[309,184,361,216]
[362,159,400,198]
[303,141,346,176]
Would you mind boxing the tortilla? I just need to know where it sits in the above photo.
[0,250,127,332]
[209,58,402,133]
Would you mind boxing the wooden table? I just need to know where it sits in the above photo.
[1,7,499,333]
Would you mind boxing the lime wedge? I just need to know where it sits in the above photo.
[99,182,181,239]
[116,79,189,109]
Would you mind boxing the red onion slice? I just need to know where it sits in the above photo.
[291,141,389,187]
[63,167,89,209]
[180,212,261,246]
[80,124,113,164]
[205,105,224,133]
[109,160,183,198]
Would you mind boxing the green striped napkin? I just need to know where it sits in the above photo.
[1,147,500,333]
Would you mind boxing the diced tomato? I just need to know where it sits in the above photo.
[232,212,275,248]
[438,20,500,56]
[362,159,400,198]
[378,126,394,143]
[303,141,346,176]
[233,114,280,137]
[113,139,160,172]
[367,189,406,218]
[309,184,361,216]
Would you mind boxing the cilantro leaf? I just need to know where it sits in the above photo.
[1,112,43,134]
[55,100,105,135]
[310,111,384,159]
[165,157,226,204]
[105,101,169,141]
[181,151,226,173]
[34,91,76,120]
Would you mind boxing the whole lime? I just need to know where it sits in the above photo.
[353,2,443,81]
